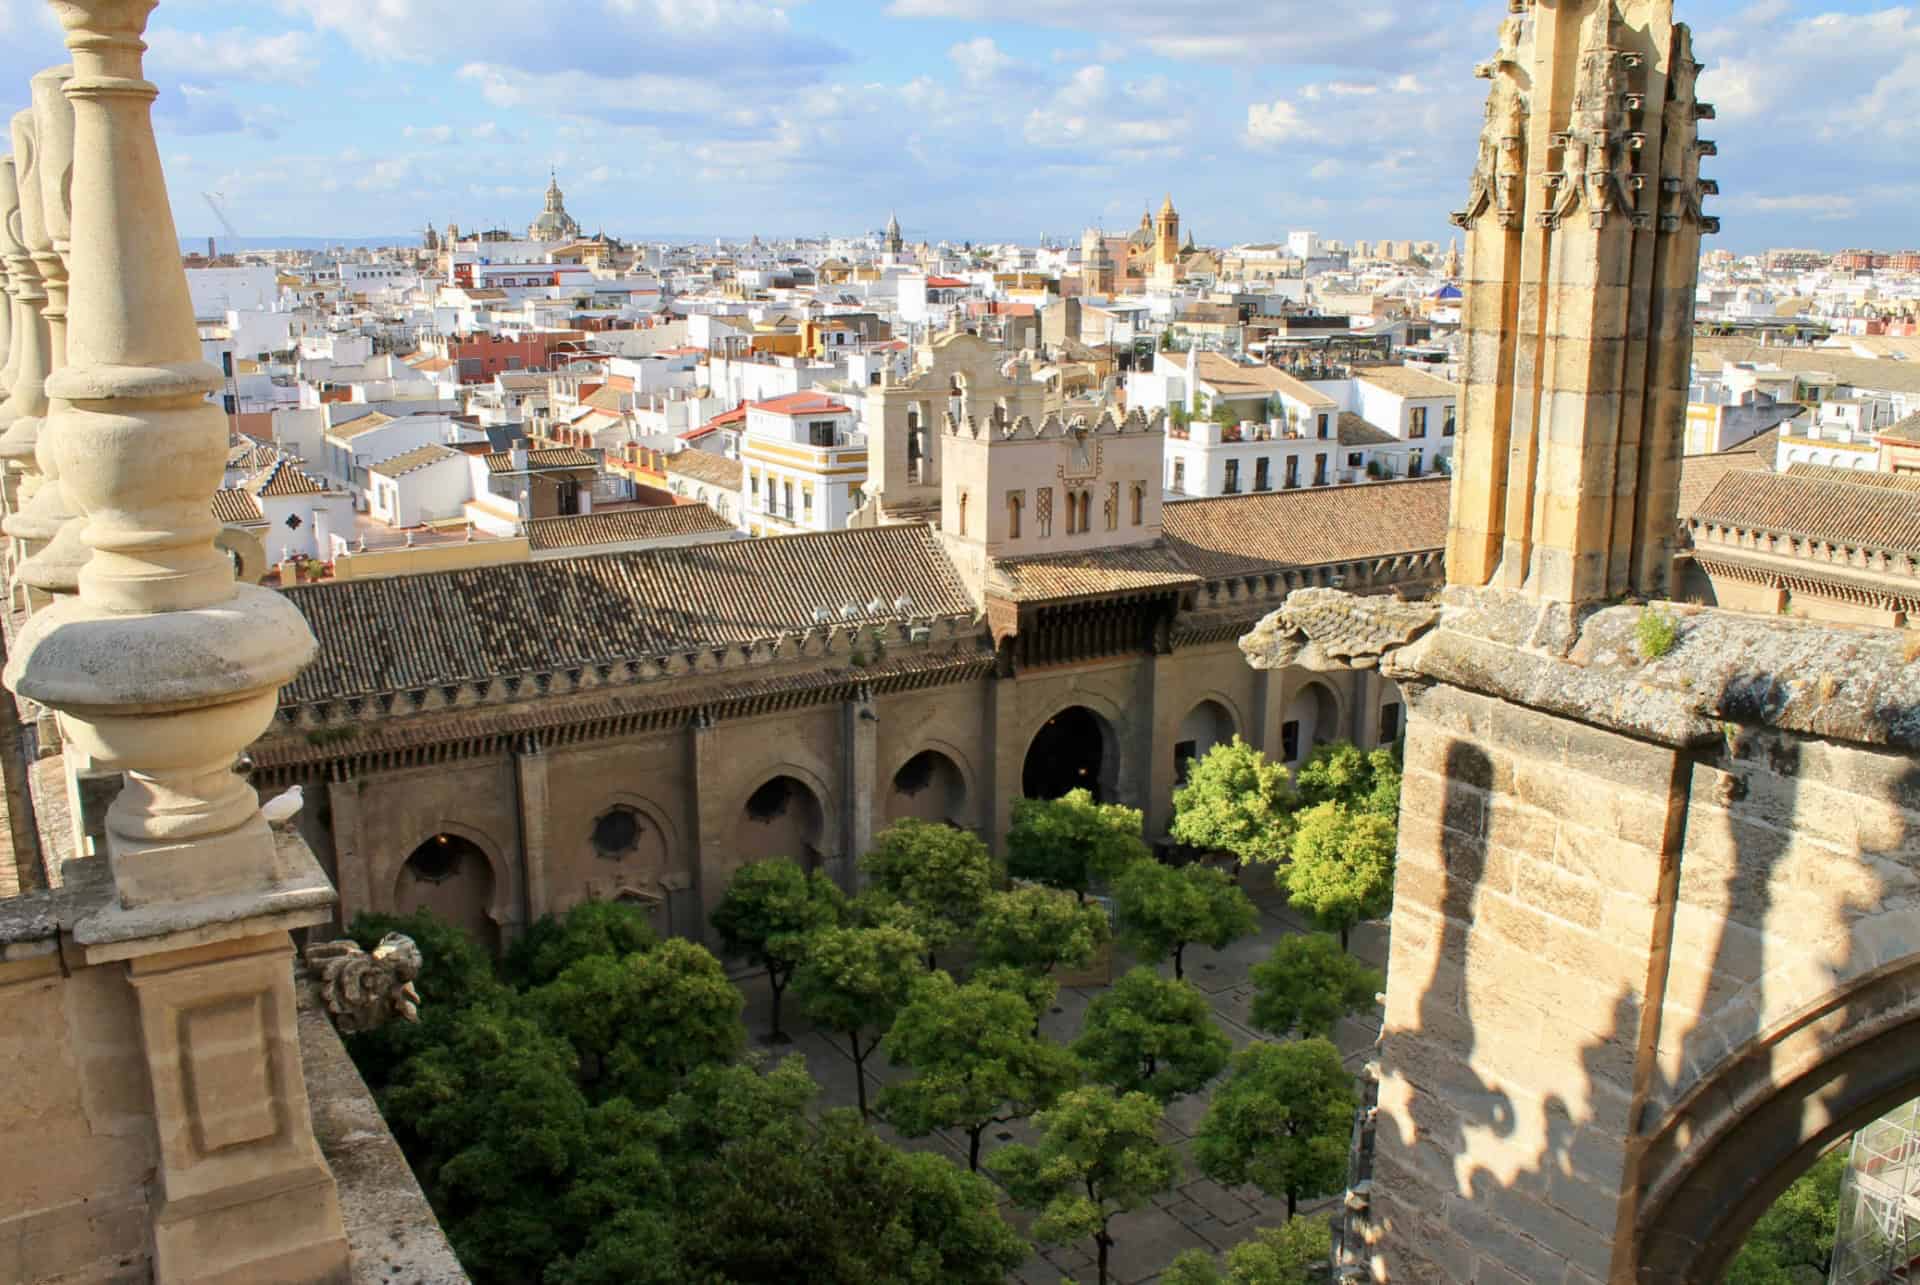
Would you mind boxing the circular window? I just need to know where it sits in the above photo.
[407,835,463,883]
[592,807,643,859]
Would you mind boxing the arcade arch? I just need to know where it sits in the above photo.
[1023,705,1118,802]
[394,831,500,952]
[886,748,970,826]
[734,774,828,872]
[1174,698,1238,784]
[1281,680,1341,765]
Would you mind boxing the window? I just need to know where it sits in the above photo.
[1223,459,1240,494]
[1171,459,1186,492]
[1314,454,1329,486]
[1443,405,1457,437]
[1036,487,1053,536]
[1378,703,1403,746]
[1285,456,1299,488]
[783,480,794,517]
[803,485,814,514]
[1130,482,1145,526]
[1317,413,1330,439]
[808,421,835,447]
[1174,740,1198,784]
[1409,406,1428,439]
[1255,457,1270,491]
[1106,482,1119,531]
[750,472,760,501]
[591,807,642,859]
[959,489,969,536]
[1409,449,1424,478]
[1008,490,1024,538]
[1282,720,1301,762]
[1079,491,1093,532]
[1347,452,1364,468]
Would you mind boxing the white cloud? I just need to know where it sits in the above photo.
[403,123,455,144]
[949,35,1021,87]
[146,28,315,84]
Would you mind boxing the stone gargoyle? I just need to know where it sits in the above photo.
[1239,588,1442,674]
[305,933,424,1034]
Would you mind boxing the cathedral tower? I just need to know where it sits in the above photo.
[1152,194,1181,287]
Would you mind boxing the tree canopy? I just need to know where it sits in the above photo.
[1161,1216,1333,1285]
[1284,802,1397,950]
[1171,736,1297,866]
[792,921,925,1118]
[1249,933,1383,1039]
[859,819,998,963]
[975,883,1111,976]
[710,857,844,1041]
[880,969,1079,1170]
[501,898,657,989]
[1194,1038,1354,1219]
[990,1085,1181,1285]
[1113,859,1259,979]
[531,937,745,1104]
[1005,788,1151,899]
[1294,742,1402,819]
[1072,966,1231,1103]
[1726,1146,1846,1285]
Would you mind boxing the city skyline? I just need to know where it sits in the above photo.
[0,0,1913,250]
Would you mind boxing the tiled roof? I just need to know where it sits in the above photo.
[751,392,853,417]
[277,523,976,703]
[664,449,743,489]
[1880,411,1920,444]
[988,542,1200,604]
[326,411,397,440]
[228,440,280,472]
[1352,364,1459,399]
[1693,339,1920,396]
[1163,477,1451,579]
[1722,424,1784,458]
[212,489,264,524]
[1677,452,1772,520]
[370,444,463,478]
[1337,413,1399,448]
[483,447,599,473]
[247,457,327,498]
[524,504,734,552]
[1784,463,1920,492]
[1692,469,1920,552]
[1193,352,1337,408]
[584,386,627,413]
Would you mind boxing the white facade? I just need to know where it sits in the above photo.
[364,448,473,528]
[740,393,867,536]
[187,265,279,319]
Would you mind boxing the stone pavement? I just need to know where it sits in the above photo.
[733,874,1390,1284]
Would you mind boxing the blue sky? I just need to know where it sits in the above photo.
[0,0,1913,251]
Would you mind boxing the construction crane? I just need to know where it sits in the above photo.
[202,191,239,259]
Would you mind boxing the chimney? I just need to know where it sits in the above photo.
[510,437,530,471]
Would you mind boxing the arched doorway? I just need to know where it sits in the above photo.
[1281,682,1341,765]
[1174,699,1237,784]
[735,775,827,871]
[1024,706,1115,801]
[394,832,498,951]
[886,749,968,826]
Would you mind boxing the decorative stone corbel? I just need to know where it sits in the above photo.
[305,933,423,1034]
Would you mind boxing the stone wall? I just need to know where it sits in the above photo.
[1279,591,1920,1283]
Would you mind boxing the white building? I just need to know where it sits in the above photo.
[1775,399,1890,472]
[739,391,866,536]
[364,444,473,529]
[187,265,279,321]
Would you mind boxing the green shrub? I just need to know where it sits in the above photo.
[1635,608,1679,660]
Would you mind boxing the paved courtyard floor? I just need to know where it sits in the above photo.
[732,874,1390,1284]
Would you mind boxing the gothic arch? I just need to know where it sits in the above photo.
[1022,703,1121,803]
[731,761,835,874]
[1174,695,1241,784]
[1281,675,1345,763]
[1635,934,1920,1281]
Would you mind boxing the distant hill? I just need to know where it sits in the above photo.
[179,235,423,253]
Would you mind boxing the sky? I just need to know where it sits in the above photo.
[0,0,1912,251]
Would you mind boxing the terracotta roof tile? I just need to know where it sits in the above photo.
[483,447,598,473]
[211,489,264,524]
[1194,352,1337,408]
[1677,452,1772,519]
[1337,413,1399,447]
[1692,469,1920,552]
[278,523,976,703]
[370,444,464,478]
[1784,463,1920,492]
[988,542,1200,604]
[524,505,734,551]
[246,457,327,498]
[1352,364,1459,399]
[1163,477,1451,578]
[1880,411,1920,444]
[664,449,743,489]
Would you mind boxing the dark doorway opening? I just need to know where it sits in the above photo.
[1024,706,1108,801]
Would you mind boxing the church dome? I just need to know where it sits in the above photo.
[529,172,581,244]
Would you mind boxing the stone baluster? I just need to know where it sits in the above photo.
[13,64,85,598]
[4,3,348,1279]
[0,113,50,530]
[0,159,16,413]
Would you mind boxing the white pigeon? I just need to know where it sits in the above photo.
[261,784,305,831]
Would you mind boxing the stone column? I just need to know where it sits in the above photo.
[514,734,550,923]
[4,2,346,1280]
[986,669,1023,856]
[325,773,370,928]
[840,684,876,891]
[16,62,90,601]
[0,114,50,545]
